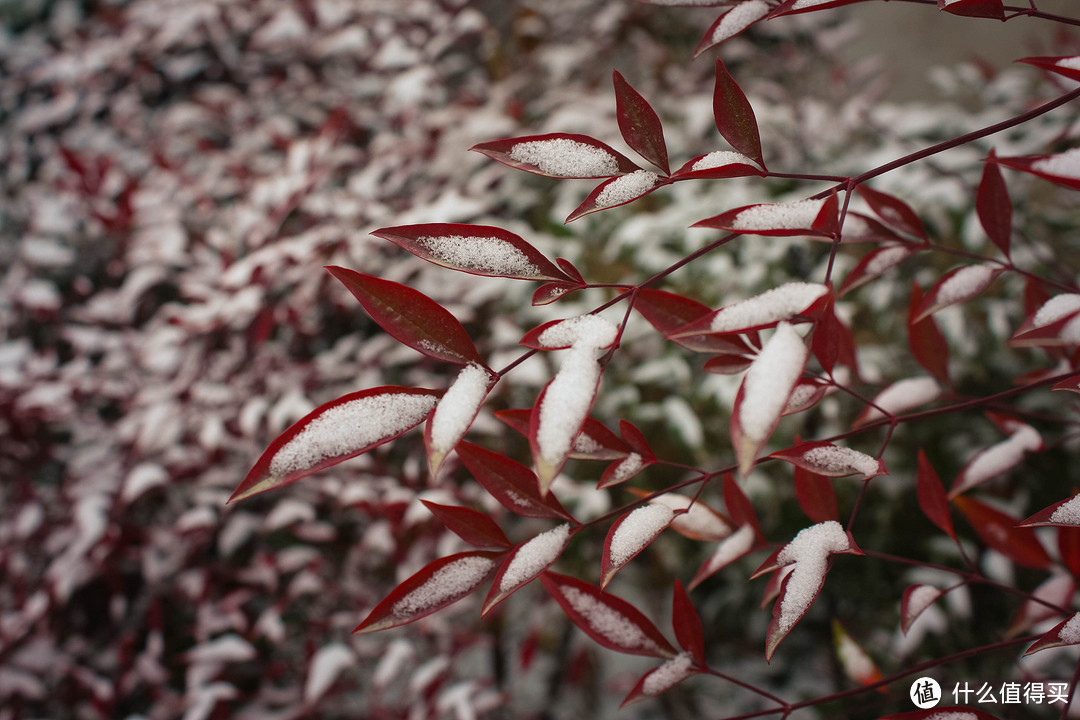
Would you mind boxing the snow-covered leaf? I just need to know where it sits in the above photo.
[949,421,1041,497]
[601,504,676,587]
[456,442,576,521]
[304,643,356,704]
[694,195,838,237]
[770,441,886,480]
[671,150,764,180]
[672,282,829,337]
[567,170,665,222]
[627,488,735,542]
[471,133,639,178]
[425,363,496,475]
[634,288,753,354]
[912,263,1004,323]
[688,524,758,589]
[840,243,919,296]
[1020,493,1080,527]
[1018,55,1080,83]
[1024,612,1080,656]
[832,620,882,686]
[853,377,940,427]
[1010,293,1080,348]
[484,524,573,614]
[620,653,698,707]
[996,149,1080,191]
[855,185,928,241]
[693,1,770,57]
[901,584,946,635]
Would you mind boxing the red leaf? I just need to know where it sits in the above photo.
[839,243,918,296]
[839,211,908,244]
[520,315,620,350]
[671,151,764,180]
[1024,612,1080,656]
[566,170,666,222]
[541,572,677,658]
[354,551,502,634]
[1018,55,1080,83]
[770,441,885,480]
[470,132,639,178]
[496,411,630,460]
[456,441,575,521]
[373,223,574,282]
[900,584,945,635]
[1010,293,1080,349]
[712,58,764,168]
[532,281,584,306]
[832,620,882,687]
[976,152,1012,257]
[634,288,752,354]
[598,452,652,488]
[231,386,439,503]
[613,71,669,175]
[912,263,1003,323]
[938,0,1005,19]
[530,356,606,493]
[627,488,736,542]
[327,267,485,366]
[794,464,839,523]
[484,524,574,615]
[704,353,755,375]
[1019,492,1080,527]
[1059,526,1080,577]
[672,282,829,337]
[620,654,698,707]
[1008,573,1075,638]
[421,501,512,549]
[723,473,762,536]
[853,376,941,428]
[811,294,857,376]
[601,504,676,588]
[855,185,928,241]
[907,283,951,386]
[916,450,956,542]
[672,581,706,663]
[1054,375,1080,394]
[783,379,829,417]
[693,1,770,57]
[694,196,836,237]
[996,151,1080,191]
[954,495,1053,569]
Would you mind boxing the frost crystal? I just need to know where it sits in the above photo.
[508,138,620,177]
[269,393,437,478]
[418,235,540,277]
[609,504,674,569]
[1059,612,1080,644]
[642,653,695,696]
[561,586,661,653]
[775,521,851,635]
[428,364,491,454]
[1048,494,1080,525]
[860,377,940,423]
[934,264,997,307]
[801,446,880,478]
[594,170,659,209]
[611,452,644,483]
[738,323,807,444]
[691,150,757,172]
[709,282,827,333]
[731,199,824,231]
[392,555,496,618]
[1033,147,1080,180]
[500,524,571,593]
[1031,294,1080,328]
[707,1,769,47]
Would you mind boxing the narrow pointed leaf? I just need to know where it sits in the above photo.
[1025,612,1080,656]
[1007,573,1075,638]
[425,363,496,475]
[1019,493,1080,527]
[704,353,755,375]
[496,411,630,461]
[672,282,829,337]
[672,150,764,180]
[949,422,1041,498]
[712,58,764,168]
[672,581,706,663]
[635,288,753,354]
[855,185,928,241]
[694,1,770,57]
[531,358,605,494]
[327,266,484,366]
[567,170,664,222]
[811,294,857,376]
[839,243,918,296]
[421,501,512,549]
[976,152,1012,257]
[484,524,573,615]
[912,263,1003,323]
[853,377,941,428]
[688,524,757,590]
[916,450,956,541]
[954,495,1053,569]
[627,488,735,542]
[1018,55,1080,82]
[373,223,574,281]
[231,387,438,503]
[456,441,575,521]
[996,149,1080,191]
[907,283,951,386]
[613,71,669,175]
[521,314,619,350]
[1059,526,1080,577]
[938,0,1005,19]
[771,441,886,480]
[694,197,835,237]
[901,584,945,635]
[541,572,677,658]
[354,551,501,634]
[470,132,639,178]
[620,654,698,707]
[839,211,907,244]
[599,452,652,488]
[1010,294,1080,348]
[723,473,762,536]
[783,379,829,417]
[832,621,882,687]
[533,281,584,306]
[601,504,676,588]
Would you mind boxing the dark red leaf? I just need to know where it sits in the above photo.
[811,294,858,376]
[672,580,706,663]
[634,288,752,354]
[907,283,951,386]
[1019,493,1080,527]
[912,264,1004,323]
[704,353,755,375]
[794,464,839,523]
[620,655,699,707]
[566,171,666,222]
[1054,375,1080,394]
[855,185,928,241]
[723,473,761,536]
[496,411,630,461]
[373,223,574,281]
[532,281,584,306]
[916,450,957,542]
[541,572,677,658]
[327,266,485,366]
[996,151,1080,191]
[619,421,653,458]
[1018,55,1080,82]
[693,1,770,57]
[770,440,885,480]
[954,495,1053,569]
[598,453,652,488]
[456,441,575,521]
[1059,526,1080,578]
[354,551,502,634]
[839,243,918,296]
[231,386,439,503]
[900,584,945,634]
[613,71,669,175]
[421,501,512,549]
[484,524,574,615]
[839,211,907,244]
[976,152,1012,257]
[1024,613,1080,656]
[938,0,1005,19]
[671,151,765,180]
[601,504,676,588]
[712,58,764,168]
[693,197,836,237]
[470,132,639,178]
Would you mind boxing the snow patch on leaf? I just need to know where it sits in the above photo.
[1049,495,1080,525]
[509,138,622,178]
[304,643,356,704]
[537,315,619,349]
[641,653,696,696]
[1032,294,1080,328]
[951,424,1040,497]
[417,235,541,277]
[610,452,645,484]
[1060,613,1080,643]
[731,199,824,231]
[857,377,940,425]
[561,586,664,654]
[774,521,853,639]
[709,282,827,333]
[594,170,660,209]
[499,524,572,593]
[1033,148,1080,180]
[934,263,999,308]
[703,2,769,49]
[428,364,491,455]
[801,445,880,478]
[609,504,675,569]
[392,555,496,619]
[691,150,759,172]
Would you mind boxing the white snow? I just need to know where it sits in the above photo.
[594,170,660,209]
[303,643,356,703]
[537,315,618,349]
[698,524,756,576]
[428,364,491,454]
[574,432,601,455]
[499,524,572,593]
[737,323,807,458]
[417,235,541,277]
[560,586,662,653]
[691,150,758,172]
[706,1,769,47]
[269,392,437,479]
[1059,612,1080,643]
[789,0,840,8]
[933,263,997,307]
[731,199,825,231]
[775,521,851,635]
[864,245,912,277]
[392,554,496,619]
[925,714,976,720]
[709,282,828,333]
[801,445,880,478]
[648,494,732,541]
[1056,57,1080,72]
[1031,294,1080,328]
[904,585,941,627]
[1033,147,1080,180]
[953,424,1040,495]
[859,377,940,423]
[835,628,875,682]
[642,653,696,696]
[610,453,644,483]
[508,138,621,177]
[608,504,675,570]
[536,347,602,473]
[1049,494,1080,525]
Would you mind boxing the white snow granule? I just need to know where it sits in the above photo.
[417,235,541,277]
[707,1,769,46]
[537,347,602,469]
[699,524,756,575]
[560,586,662,653]
[801,446,880,478]
[537,314,618,349]
[904,585,941,626]
[859,377,940,423]
[1031,294,1080,328]
[609,504,675,569]
[269,392,437,478]
[709,282,828,333]
[642,653,696,696]
[1048,494,1080,525]
[738,323,807,445]
[933,263,997,307]
[863,245,913,277]
[953,424,1040,494]
[775,521,851,635]
[508,138,621,177]
[691,150,758,172]
[649,494,733,541]
[1032,147,1080,180]
[499,524,572,593]
[574,433,601,455]
[731,199,824,231]
[428,364,491,454]
[392,555,496,619]
[594,170,660,209]
[1059,612,1080,644]
[610,452,644,483]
